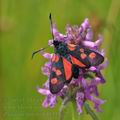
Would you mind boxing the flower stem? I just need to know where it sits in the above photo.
[84,102,99,120]
[59,96,70,120]
[59,104,65,120]
[72,100,79,120]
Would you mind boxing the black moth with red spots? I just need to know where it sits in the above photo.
[50,40,104,94]
[31,14,104,94]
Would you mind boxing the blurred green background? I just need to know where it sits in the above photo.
[1,0,120,120]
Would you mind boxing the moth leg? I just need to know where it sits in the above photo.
[72,65,79,79]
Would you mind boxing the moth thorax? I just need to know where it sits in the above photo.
[53,40,60,47]
[56,43,68,56]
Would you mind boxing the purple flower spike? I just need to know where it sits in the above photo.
[39,51,52,59]
[38,88,51,95]
[81,18,90,31]
[86,27,93,41]
[52,24,66,41]
[76,92,84,114]
[42,95,57,108]
[38,87,57,108]
[95,34,103,47]
[37,17,108,117]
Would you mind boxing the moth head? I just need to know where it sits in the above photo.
[53,40,62,47]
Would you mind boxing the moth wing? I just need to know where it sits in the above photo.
[67,43,104,67]
[67,43,90,68]
[50,54,72,94]
[84,49,104,66]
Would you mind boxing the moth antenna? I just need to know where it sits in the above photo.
[32,13,54,59]
[49,13,55,40]
[32,48,44,59]
[32,44,51,59]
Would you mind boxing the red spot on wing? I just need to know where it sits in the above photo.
[80,48,84,53]
[67,43,76,51]
[52,54,59,62]
[56,69,62,76]
[81,53,87,59]
[52,67,62,76]
[89,52,96,59]
[70,55,86,67]
[62,57,72,80]
[51,78,58,85]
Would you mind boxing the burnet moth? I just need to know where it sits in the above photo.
[32,14,104,94]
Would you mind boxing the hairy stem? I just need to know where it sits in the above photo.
[59,104,65,120]
[59,96,70,120]
[84,102,99,120]
[72,100,79,120]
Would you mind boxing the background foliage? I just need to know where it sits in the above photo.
[1,0,120,120]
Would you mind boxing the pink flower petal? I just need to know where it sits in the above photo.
[38,88,51,95]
